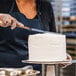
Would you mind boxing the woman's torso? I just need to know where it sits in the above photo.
[0,1,45,67]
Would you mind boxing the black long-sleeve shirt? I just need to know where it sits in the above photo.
[0,0,56,68]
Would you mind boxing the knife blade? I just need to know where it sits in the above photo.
[18,25,49,33]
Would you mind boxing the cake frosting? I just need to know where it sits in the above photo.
[28,33,67,61]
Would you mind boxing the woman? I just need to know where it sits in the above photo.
[0,0,71,71]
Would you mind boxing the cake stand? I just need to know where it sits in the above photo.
[22,60,70,76]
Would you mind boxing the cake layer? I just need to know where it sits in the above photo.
[28,33,67,61]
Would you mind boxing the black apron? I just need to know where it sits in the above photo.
[0,1,44,70]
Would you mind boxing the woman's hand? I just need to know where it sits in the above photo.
[60,54,72,68]
[0,14,29,29]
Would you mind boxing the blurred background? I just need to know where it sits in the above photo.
[49,0,76,76]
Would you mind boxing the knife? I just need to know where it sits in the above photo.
[18,25,48,33]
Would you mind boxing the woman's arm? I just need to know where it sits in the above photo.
[47,2,72,68]
[47,2,56,32]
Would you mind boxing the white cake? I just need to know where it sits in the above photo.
[28,33,67,61]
